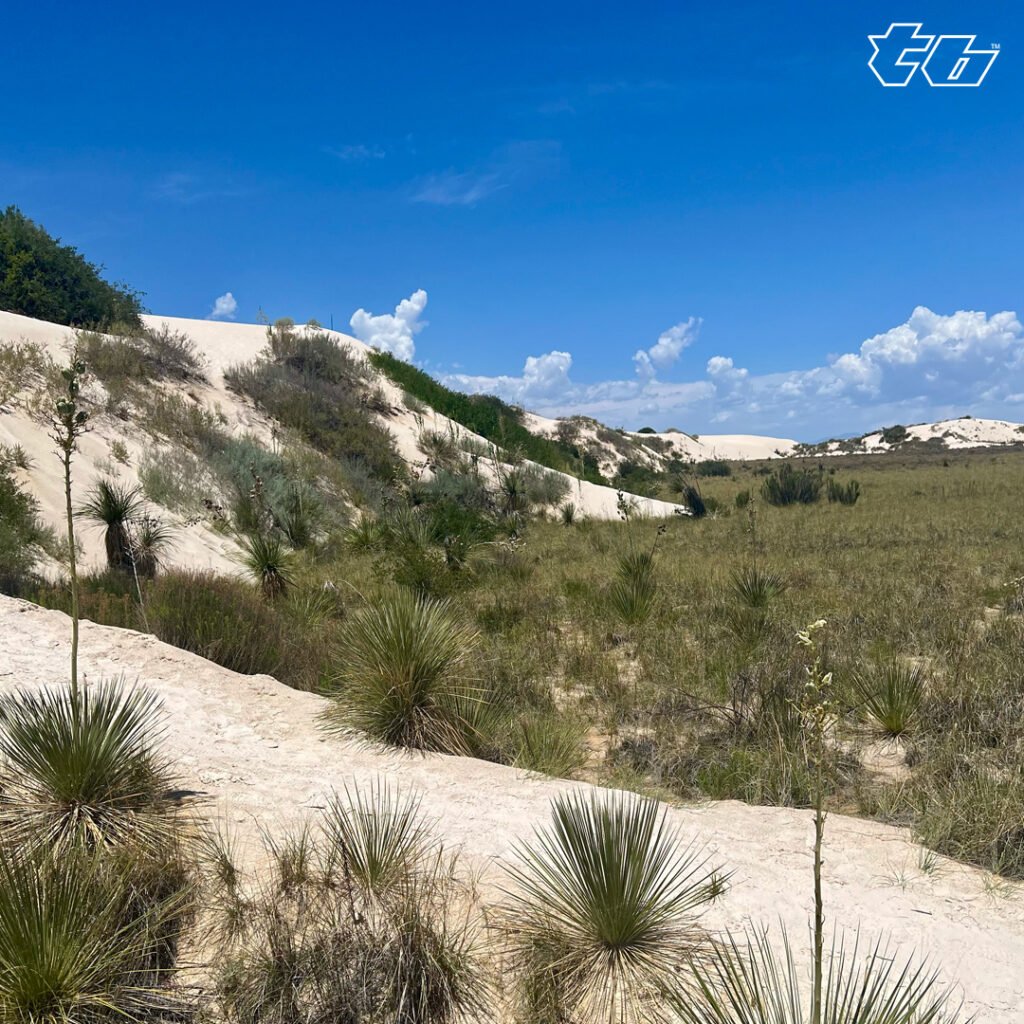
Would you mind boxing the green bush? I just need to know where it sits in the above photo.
[0,207,143,328]
[695,459,731,477]
[226,328,403,485]
[827,477,861,505]
[368,349,605,484]
[761,463,823,506]
[0,461,49,592]
[145,571,288,677]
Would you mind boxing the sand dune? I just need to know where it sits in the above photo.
[0,594,1021,1021]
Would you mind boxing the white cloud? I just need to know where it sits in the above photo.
[442,307,1024,439]
[208,292,237,320]
[633,317,701,378]
[349,289,428,361]
[328,143,385,162]
[411,171,505,206]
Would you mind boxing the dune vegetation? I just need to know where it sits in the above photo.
[0,234,1018,1019]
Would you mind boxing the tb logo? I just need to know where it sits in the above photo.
[868,24,999,87]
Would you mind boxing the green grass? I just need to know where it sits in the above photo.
[368,349,606,483]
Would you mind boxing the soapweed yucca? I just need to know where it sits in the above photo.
[0,680,176,854]
[330,590,481,753]
[672,928,961,1024]
[77,479,145,573]
[322,780,433,901]
[502,791,723,1024]
[239,532,296,600]
[854,661,925,739]
[0,844,188,1024]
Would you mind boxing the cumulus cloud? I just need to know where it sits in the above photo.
[633,317,701,378]
[208,292,237,320]
[442,307,1024,439]
[349,289,428,361]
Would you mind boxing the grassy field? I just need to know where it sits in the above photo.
[19,445,1024,882]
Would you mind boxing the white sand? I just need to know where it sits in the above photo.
[0,595,1021,1020]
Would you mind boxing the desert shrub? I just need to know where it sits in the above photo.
[214,795,483,1024]
[501,791,721,1023]
[145,570,288,677]
[0,340,44,406]
[138,447,215,513]
[226,329,402,485]
[761,464,822,506]
[0,206,143,328]
[0,461,48,592]
[328,590,482,754]
[882,424,909,445]
[827,477,861,505]
[695,459,731,477]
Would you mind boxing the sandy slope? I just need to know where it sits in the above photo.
[0,311,684,565]
[1,594,1021,1021]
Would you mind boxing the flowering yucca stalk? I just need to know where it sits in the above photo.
[796,618,835,1024]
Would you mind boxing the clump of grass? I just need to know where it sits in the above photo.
[827,477,861,505]
[501,790,723,1023]
[328,590,482,754]
[0,680,176,855]
[761,464,822,506]
[214,790,484,1024]
[854,661,925,739]
[609,535,661,628]
[512,713,588,779]
[145,570,289,677]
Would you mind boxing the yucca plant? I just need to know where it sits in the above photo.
[609,543,660,629]
[329,590,481,754]
[0,844,186,1024]
[854,661,926,740]
[239,532,296,599]
[0,680,176,854]
[77,479,145,572]
[322,781,432,900]
[131,514,171,579]
[730,566,786,609]
[502,791,723,1024]
[672,928,962,1024]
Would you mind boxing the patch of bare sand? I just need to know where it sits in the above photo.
[1,595,1022,1021]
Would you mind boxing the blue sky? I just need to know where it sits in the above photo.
[3,1,1022,439]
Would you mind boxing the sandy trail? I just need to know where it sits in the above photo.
[0,595,1021,1020]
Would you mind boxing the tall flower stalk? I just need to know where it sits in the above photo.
[49,354,89,702]
[795,618,834,1024]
